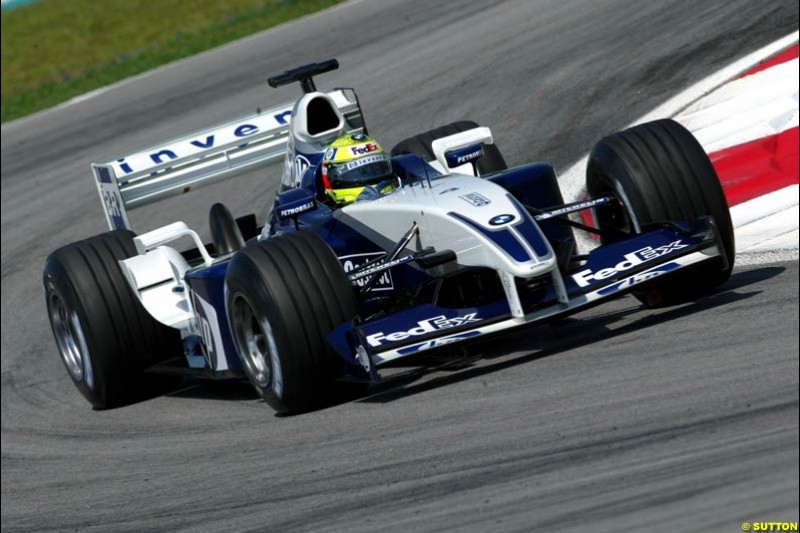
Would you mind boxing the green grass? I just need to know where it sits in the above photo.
[1,0,343,123]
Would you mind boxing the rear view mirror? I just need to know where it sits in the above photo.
[431,126,493,172]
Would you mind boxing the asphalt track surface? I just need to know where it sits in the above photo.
[2,1,799,531]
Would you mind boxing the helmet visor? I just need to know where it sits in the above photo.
[328,154,393,188]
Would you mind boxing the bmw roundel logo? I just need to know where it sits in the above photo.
[489,214,515,226]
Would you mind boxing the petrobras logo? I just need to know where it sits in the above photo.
[572,240,688,287]
[340,252,394,291]
[366,313,481,347]
[456,148,482,164]
[277,201,315,218]
[445,143,483,168]
[350,143,379,156]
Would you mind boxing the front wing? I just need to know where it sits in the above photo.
[328,217,727,376]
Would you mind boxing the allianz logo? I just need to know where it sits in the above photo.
[341,253,393,291]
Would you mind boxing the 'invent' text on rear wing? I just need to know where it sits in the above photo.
[92,88,365,231]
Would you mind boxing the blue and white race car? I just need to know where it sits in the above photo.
[43,60,734,413]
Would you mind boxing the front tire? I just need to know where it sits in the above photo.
[43,230,182,408]
[586,119,734,306]
[225,232,361,414]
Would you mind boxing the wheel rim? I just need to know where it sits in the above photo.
[49,293,93,389]
[230,294,276,389]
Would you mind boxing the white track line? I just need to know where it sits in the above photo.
[678,58,798,152]
[730,185,799,228]
[732,185,799,253]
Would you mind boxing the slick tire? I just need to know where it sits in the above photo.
[586,119,735,307]
[225,232,362,414]
[43,230,182,409]
[391,120,508,175]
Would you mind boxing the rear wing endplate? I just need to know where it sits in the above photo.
[92,88,365,230]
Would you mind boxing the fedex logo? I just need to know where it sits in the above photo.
[350,143,378,156]
[367,313,481,347]
[572,240,688,287]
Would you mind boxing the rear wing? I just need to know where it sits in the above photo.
[93,88,365,230]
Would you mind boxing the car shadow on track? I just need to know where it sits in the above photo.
[166,378,259,402]
[357,264,785,405]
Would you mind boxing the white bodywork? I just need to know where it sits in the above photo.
[117,221,233,371]
[279,91,348,189]
[119,222,207,331]
[121,247,193,330]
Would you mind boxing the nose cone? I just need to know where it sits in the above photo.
[447,199,555,278]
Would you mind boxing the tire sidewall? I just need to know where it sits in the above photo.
[226,250,329,413]
[43,230,182,409]
[44,256,112,408]
[225,260,292,412]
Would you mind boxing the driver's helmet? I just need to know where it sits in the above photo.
[321,133,394,205]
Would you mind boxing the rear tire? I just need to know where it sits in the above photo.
[391,120,508,175]
[225,232,362,414]
[43,230,182,409]
[586,119,734,306]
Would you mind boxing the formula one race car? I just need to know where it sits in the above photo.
[43,59,734,413]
